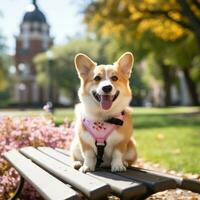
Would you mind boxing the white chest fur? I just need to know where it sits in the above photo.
[104,130,123,158]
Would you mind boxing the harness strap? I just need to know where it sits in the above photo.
[83,111,125,168]
[95,141,106,168]
[104,117,123,125]
[105,111,125,126]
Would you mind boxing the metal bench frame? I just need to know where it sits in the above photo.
[4,147,200,200]
[8,176,24,200]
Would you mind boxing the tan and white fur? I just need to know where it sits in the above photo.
[70,52,137,172]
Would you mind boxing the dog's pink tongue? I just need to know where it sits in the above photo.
[100,95,112,110]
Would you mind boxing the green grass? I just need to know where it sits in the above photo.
[54,108,74,124]
[133,108,200,173]
[0,107,199,173]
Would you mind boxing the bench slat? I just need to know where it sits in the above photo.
[181,179,200,194]
[4,150,79,200]
[39,147,147,199]
[20,147,110,200]
[56,148,70,156]
[115,169,177,192]
[90,171,146,200]
[130,167,200,194]
[39,147,73,167]
[55,148,70,156]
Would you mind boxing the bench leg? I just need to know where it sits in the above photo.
[9,176,24,200]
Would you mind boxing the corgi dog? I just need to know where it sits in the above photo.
[70,52,137,172]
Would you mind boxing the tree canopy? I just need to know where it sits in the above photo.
[85,0,200,46]
[83,0,200,105]
[0,34,9,91]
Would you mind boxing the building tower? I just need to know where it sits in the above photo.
[15,0,53,105]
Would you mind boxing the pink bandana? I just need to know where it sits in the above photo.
[83,113,124,143]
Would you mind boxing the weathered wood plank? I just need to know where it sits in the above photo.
[4,150,79,200]
[56,148,70,156]
[90,171,146,200]
[115,169,177,193]
[20,147,110,200]
[130,167,200,194]
[39,147,147,199]
[181,179,200,194]
[40,147,73,167]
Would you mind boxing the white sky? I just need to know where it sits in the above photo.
[0,0,86,54]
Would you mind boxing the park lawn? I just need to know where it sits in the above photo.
[0,107,199,173]
[133,108,200,174]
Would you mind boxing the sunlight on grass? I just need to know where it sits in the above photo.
[54,108,74,125]
[135,127,200,173]
[133,107,200,173]
[133,106,199,114]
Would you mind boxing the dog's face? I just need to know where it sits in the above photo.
[74,52,134,114]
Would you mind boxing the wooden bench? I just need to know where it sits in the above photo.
[4,146,200,200]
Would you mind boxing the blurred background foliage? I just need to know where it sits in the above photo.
[0,31,12,106]
[83,0,200,106]
[34,38,107,103]
[0,0,199,107]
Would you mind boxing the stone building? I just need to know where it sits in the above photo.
[14,0,53,105]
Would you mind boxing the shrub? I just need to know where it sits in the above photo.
[0,116,73,200]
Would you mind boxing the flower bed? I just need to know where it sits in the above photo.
[0,116,73,200]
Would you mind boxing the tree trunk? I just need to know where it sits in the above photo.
[194,31,200,49]
[177,0,200,49]
[183,68,199,105]
[160,63,172,106]
[71,90,78,106]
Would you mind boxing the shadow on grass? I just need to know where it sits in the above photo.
[133,112,200,129]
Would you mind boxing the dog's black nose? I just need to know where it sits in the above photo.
[102,85,112,93]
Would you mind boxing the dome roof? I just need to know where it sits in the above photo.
[23,0,46,23]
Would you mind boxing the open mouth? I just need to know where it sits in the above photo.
[92,90,120,110]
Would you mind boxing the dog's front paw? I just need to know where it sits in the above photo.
[79,165,95,173]
[111,163,126,172]
[72,161,82,170]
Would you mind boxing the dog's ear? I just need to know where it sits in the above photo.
[115,52,134,78]
[74,53,96,79]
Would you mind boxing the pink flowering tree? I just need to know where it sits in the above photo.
[0,116,73,200]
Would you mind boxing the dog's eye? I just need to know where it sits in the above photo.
[94,75,101,81]
[111,76,118,81]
